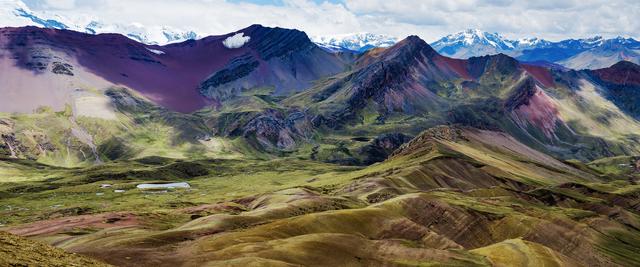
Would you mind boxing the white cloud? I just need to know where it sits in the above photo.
[347,0,640,41]
[223,32,250,48]
[22,0,640,42]
[44,0,76,9]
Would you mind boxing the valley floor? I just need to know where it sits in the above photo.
[1,126,640,266]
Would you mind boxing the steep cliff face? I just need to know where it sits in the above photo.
[0,119,20,158]
[588,61,640,119]
[505,78,563,139]
[198,25,353,104]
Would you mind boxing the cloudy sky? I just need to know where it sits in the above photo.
[21,0,640,41]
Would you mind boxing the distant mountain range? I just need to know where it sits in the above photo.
[0,0,199,45]
[430,29,551,58]
[311,33,397,53]
[310,29,640,70]
[314,29,640,70]
[431,29,640,69]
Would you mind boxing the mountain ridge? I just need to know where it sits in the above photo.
[2,0,637,70]
[2,26,640,166]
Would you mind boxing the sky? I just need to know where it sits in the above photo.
[20,0,640,42]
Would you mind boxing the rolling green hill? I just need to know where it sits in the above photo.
[2,125,639,266]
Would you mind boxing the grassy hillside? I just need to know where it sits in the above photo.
[0,231,110,266]
[2,125,639,266]
[0,87,249,167]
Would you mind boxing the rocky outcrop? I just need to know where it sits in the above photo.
[390,126,467,158]
[0,119,20,158]
[51,61,74,76]
[241,109,313,152]
[506,77,562,139]
[359,133,413,165]
[207,107,314,152]
[504,78,538,111]
[0,118,55,159]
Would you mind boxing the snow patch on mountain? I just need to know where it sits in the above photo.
[515,37,550,48]
[312,33,397,53]
[223,33,251,49]
[146,48,165,55]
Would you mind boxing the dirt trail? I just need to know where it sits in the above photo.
[4,212,139,237]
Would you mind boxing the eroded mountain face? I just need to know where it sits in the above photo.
[0,25,353,113]
[286,36,640,162]
[3,26,640,166]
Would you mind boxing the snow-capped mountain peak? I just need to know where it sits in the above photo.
[514,37,551,48]
[431,29,557,58]
[431,29,518,52]
[312,32,398,53]
[583,36,604,46]
[431,29,640,69]
[460,29,505,47]
[0,0,199,45]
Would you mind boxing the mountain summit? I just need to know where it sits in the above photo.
[312,32,398,53]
